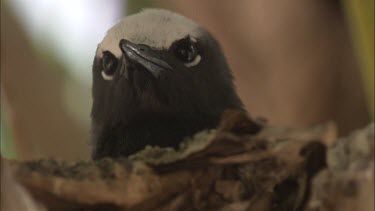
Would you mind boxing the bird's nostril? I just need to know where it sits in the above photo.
[139,47,145,51]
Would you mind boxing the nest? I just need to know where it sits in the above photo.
[2,111,374,211]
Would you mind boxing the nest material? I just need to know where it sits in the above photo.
[2,111,374,211]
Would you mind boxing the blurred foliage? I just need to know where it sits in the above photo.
[1,2,93,160]
[127,0,155,15]
[343,0,374,119]
[1,112,17,159]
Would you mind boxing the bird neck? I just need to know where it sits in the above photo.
[92,112,219,159]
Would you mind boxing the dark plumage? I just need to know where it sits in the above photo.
[91,9,244,159]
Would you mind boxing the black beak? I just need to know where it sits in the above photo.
[119,39,171,79]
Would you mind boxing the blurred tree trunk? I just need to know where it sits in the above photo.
[1,5,90,161]
[160,0,369,135]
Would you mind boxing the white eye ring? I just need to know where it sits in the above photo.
[184,55,201,67]
[101,70,114,81]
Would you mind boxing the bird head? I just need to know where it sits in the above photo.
[91,9,243,126]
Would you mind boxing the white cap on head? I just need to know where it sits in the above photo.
[96,9,202,58]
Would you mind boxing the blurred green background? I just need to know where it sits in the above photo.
[1,0,373,161]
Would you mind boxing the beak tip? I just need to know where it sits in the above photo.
[119,39,128,54]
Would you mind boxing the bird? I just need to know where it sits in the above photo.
[91,9,247,159]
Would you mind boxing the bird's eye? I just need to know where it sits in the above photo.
[101,51,118,80]
[172,38,201,67]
